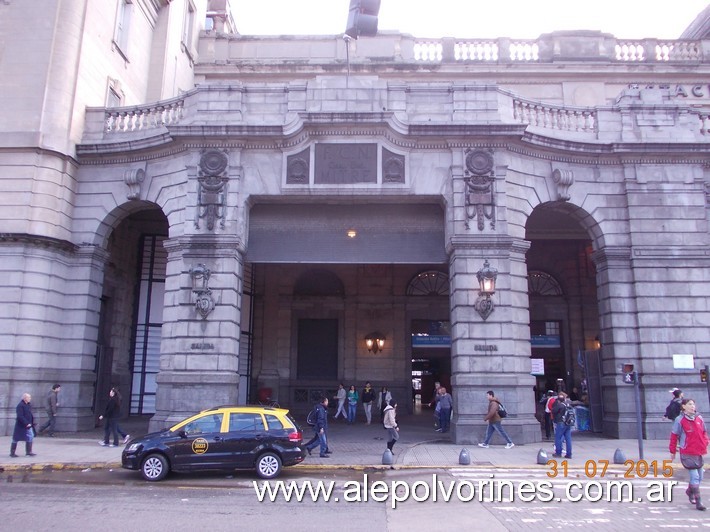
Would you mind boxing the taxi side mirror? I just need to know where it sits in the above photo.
[178,430,188,438]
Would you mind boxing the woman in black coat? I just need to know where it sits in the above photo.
[98,387,121,447]
[10,393,36,457]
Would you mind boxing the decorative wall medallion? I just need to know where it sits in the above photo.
[382,148,405,183]
[286,148,310,184]
[195,149,228,231]
[199,149,228,175]
[463,149,496,230]
[465,150,494,175]
[552,168,574,201]
[124,168,145,200]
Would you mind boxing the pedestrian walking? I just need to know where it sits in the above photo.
[347,385,359,424]
[377,386,392,423]
[305,396,330,458]
[112,388,131,444]
[98,387,121,447]
[383,399,399,454]
[38,383,61,437]
[430,382,441,429]
[478,390,514,448]
[333,383,347,420]
[362,381,375,424]
[436,386,453,433]
[10,393,36,457]
[664,388,683,421]
[551,391,574,458]
[669,398,708,511]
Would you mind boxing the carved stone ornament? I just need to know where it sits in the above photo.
[552,168,574,201]
[463,149,495,231]
[286,148,310,184]
[189,263,215,320]
[195,149,229,231]
[124,168,145,200]
[382,148,405,183]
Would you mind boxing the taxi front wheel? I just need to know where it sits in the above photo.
[256,452,282,479]
[141,453,169,481]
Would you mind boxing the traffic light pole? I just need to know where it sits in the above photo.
[633,371,644,460]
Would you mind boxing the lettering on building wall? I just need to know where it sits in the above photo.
[474,345,498,351]
[639,84,710,99]
[191,343,215,350]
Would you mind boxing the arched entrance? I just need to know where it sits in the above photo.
[525,202,601,430]
[96,207,169,417]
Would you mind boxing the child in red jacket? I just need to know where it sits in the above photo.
[670,398,709,511]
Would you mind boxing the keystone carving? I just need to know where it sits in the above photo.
[124,168,145,200]
[552,168,574,201]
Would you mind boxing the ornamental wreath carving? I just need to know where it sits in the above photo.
[463,149,496,230]
[195,149,229,230]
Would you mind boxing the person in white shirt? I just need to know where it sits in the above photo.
[333,383,347,420]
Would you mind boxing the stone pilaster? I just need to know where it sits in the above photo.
[150,235,244,431]
[448,235,541,444]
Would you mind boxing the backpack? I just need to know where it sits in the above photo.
[306,405,318,427]
[665,399,681,420]
[563,403,576,426]
[497,401,508,418]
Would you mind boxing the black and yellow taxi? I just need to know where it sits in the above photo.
[122,405,306,481]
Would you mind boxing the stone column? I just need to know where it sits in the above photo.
[449,235,541,444]
[150,235,244,431]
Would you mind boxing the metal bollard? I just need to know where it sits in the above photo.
[459,448,471,465]
[382,449,394,465]
[613,448,626,464]
[537,448,549,465]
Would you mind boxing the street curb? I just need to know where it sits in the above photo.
[1,462,123,472]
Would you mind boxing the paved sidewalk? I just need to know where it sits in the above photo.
[0,413,675,474]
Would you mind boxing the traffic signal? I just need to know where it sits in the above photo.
[622,363,635,384]
[701,368,708,383]
[345,0,381,38]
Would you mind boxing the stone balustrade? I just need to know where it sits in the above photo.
[103,98,185,133]
[512,98,597,133]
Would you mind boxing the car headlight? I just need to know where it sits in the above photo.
[126,443,142,452]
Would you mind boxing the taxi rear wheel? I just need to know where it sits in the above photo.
[256,452,282,479]
[141,453,169,481]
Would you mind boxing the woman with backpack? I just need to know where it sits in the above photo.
[669,398,708,511]
[551,391,574,459]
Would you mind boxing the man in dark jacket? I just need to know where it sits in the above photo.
[10,393,36,457]
[38,383,61,437]
[306,396,330,458]
[664,389,683,421]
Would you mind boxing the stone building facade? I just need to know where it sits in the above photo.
[2,0,710,443]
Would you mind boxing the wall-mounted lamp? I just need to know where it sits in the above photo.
[189,263,215,319]
[474,259,497,321]
[347,228,357,238]
[365,332,386,353]
[592,336,601,350]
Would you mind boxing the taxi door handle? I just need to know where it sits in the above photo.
[213,436,223,442]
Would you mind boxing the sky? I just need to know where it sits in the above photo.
[231,0,709,40]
